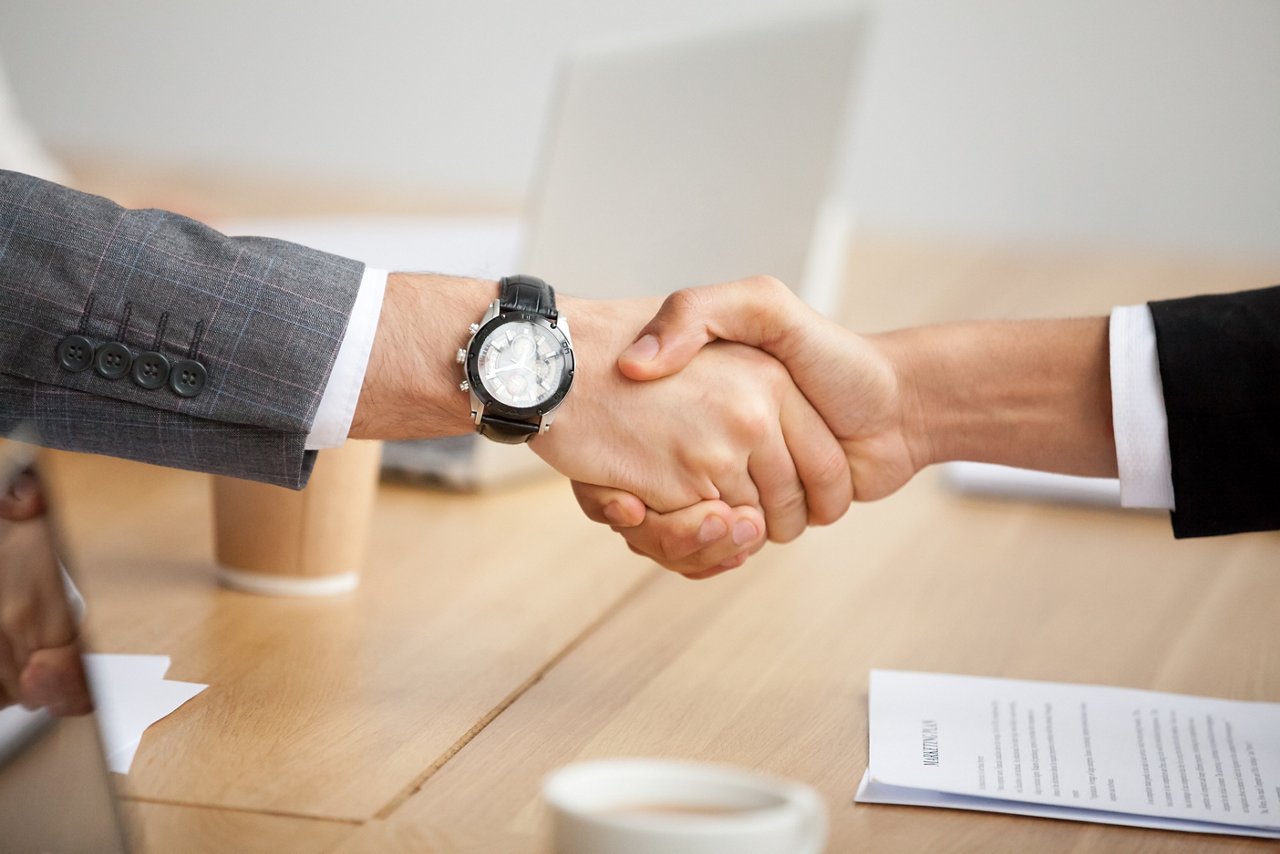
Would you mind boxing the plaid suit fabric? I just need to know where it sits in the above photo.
[0,171,364,487]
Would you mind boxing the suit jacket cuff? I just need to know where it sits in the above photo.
[1149,285,1280,537]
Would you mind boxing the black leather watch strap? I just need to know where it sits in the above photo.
[477,414,541,444]
[498,274,558,322]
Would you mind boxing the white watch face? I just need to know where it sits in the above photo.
[476,319,568,409]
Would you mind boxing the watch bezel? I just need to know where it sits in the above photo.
[465,311,575,419]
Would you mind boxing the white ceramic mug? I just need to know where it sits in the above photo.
[543,759,828,854]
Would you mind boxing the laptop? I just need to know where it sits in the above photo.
[0,433,131,852]
[524,8,865,310]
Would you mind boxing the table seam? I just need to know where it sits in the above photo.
[371,567,663,821]
[119,794,363,826]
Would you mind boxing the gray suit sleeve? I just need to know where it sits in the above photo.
[0,170,365,487]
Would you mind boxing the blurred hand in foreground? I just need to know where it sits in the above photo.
[0,471,91,716]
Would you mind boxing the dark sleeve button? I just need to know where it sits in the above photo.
[56,335,95,372]
[169,359,207,398]
[131,351,171,390]
[93,341,133,380]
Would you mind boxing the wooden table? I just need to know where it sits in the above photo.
[40,238,1280,853]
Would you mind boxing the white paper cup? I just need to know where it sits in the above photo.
[543,759,827,854]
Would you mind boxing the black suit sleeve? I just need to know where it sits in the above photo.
[1148,285,1280,537]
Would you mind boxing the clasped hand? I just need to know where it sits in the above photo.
[548,277,926,578]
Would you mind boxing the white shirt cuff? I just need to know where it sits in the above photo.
[1109,304,1176,510]
[305,267,388,450]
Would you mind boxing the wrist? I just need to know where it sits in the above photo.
[350,272,497,440]
[530,294,661,459]
[870,328,940,474]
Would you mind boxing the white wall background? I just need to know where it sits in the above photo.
[2,0,1278,261]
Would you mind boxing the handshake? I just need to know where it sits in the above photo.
[551,276,918,580]
[352,272,1117,580]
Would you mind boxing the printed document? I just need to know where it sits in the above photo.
[856,670,1280,839]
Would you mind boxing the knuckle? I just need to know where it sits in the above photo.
[775,490,808,528]
[744,353,789,391]
[698,447,741,482]
[663,287,703,320]
[716,454,749,484]
[748,274,787,296]
[730,403,777,444]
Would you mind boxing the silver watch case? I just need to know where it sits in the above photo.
[461,299,575,434]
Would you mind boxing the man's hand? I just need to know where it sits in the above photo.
[575,276,1116,576]
[538,295,852,548]
[570,277,918,575]
[612,278,926,500]
[0,472,91,716]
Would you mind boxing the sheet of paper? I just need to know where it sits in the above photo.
[857,670,1280,839]
[85,654,206,774]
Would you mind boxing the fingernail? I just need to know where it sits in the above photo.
[603,502,629,526]
[732,520,759,546]
[698,516,728,544]
[623,334,660,362]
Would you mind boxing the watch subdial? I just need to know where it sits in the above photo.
[511,336,534,360]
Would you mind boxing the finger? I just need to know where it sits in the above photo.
[779,386,853,526]
[0,471,45,522]
[713,522,771,572]
[684,534,767,579]
[619,277,806,382]
[619,502,765,576]
[20,645,93,716]
[710,452,760,524]
[747,422,808,544]
[571,482,647,528]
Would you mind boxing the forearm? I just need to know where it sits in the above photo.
[349,272,498,439]
[883,317,1117,477]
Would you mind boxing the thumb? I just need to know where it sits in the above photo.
[618,277,803,381]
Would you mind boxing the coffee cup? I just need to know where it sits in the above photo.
[543,759,827,854]
[211,440,382,596]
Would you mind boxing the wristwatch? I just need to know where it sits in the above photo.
[458,275,575,444]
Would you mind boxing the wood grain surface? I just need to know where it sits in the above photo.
[35,238,1280,852]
